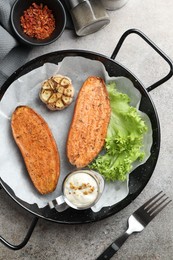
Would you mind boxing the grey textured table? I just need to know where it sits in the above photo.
[1,0,173,259]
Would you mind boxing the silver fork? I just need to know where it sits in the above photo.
[96,191,171,260]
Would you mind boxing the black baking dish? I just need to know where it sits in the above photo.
[0,29,173,250]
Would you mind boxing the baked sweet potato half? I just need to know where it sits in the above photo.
[67,76,111,168]
[11,106,60,194]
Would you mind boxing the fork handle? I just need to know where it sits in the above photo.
[96,232,130,260]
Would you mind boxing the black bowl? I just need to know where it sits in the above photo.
[10,0,66,46]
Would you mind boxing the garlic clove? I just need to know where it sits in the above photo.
[62,96,73,105]
[64,85,74,97]
[55,99,65,110]
[40,90,52,102]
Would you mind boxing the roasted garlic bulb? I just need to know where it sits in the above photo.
[39,75,74,110]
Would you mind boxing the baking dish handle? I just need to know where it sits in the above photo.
[111,28,173,92]
[0,216,38,250]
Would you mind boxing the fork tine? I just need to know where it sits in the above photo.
[145,193,166,212]
[150,199,172,217]
[138,191,163,209]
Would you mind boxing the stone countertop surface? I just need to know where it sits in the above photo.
[1,0,173,259]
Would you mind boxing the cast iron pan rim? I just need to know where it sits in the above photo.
[1,171,160,225]
[0,49,152,96]
[0,49,156,97]
[0,49,160,224]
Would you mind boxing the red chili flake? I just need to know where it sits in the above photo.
[20,3,55,40]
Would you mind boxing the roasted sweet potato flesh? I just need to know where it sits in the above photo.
[11,106,60,194]
[67,76,111,168]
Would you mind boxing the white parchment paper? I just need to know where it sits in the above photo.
[0,57,152,211]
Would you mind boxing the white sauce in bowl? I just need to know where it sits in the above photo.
[64,172,99,209]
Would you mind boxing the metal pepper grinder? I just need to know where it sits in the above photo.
[68,0,110,36]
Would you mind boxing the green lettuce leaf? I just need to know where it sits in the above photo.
[89,81,148,181]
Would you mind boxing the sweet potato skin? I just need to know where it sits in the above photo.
[67,76,111,168]
[11,106,60,194]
